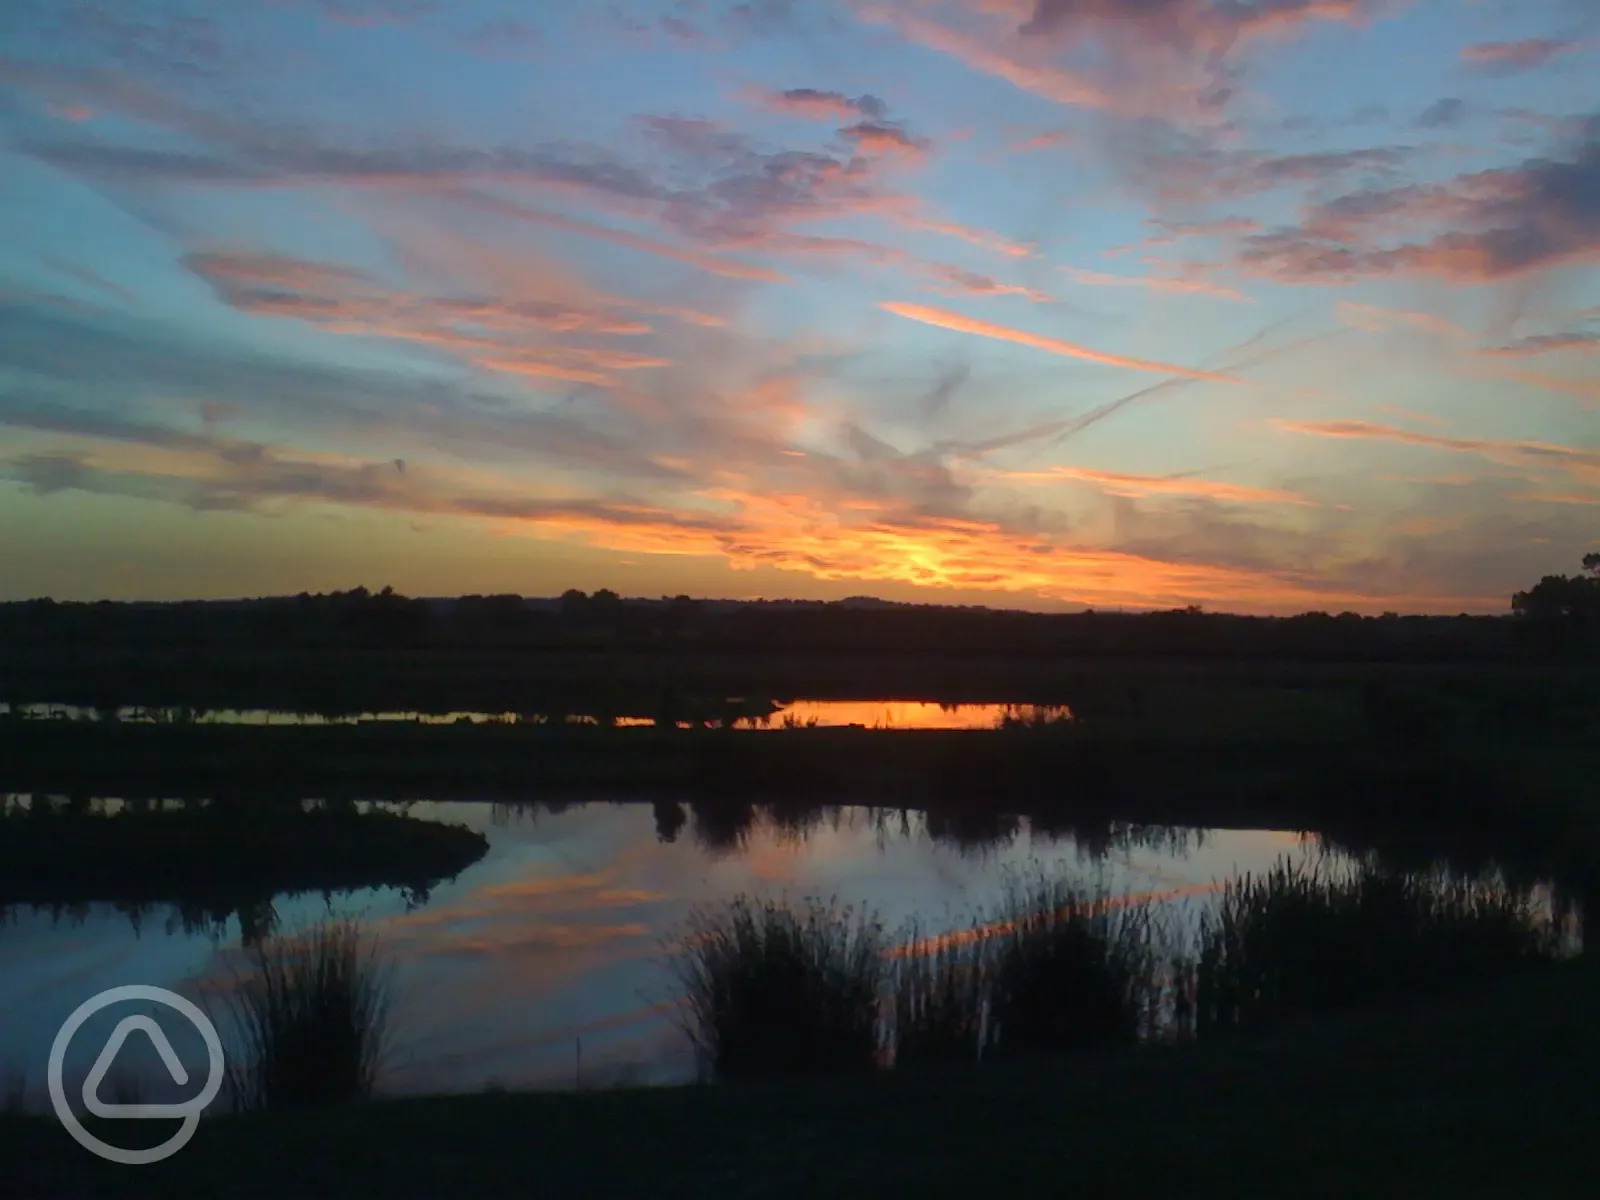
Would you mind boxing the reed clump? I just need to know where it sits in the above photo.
[1185,857,1556,1036]
[222,919,396,1111]
[673,895,885,1079]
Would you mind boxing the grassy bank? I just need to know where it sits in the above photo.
[4,956,1596,1198]
[0,803,488,938]
[6,715,1597,807]
[676,864,1560,1078]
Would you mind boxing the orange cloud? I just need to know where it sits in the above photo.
[880,302,1242,381]
[1336,301,1467,340]
[482,487,1465,612]
[1062,267,1250,302]
[1478,364,1600,407]
[1482,333,1600,357]
[891,214,1036,258]
[839,121,928,159]
[1007,465,1315,506]
[1515,491,1600,507]
[187,250,677,389]
[1008,129,1074,154]
[1461,38,1580,72]
[1275,418,1600,484]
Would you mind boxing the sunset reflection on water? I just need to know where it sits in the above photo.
[0,803,1315,1101]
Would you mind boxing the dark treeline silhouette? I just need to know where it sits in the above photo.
[4,584,1594,661]
[5,565,1597,714]
[1513,553,1600,622]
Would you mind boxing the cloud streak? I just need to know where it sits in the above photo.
[1002,465,1315,506]
[1276,419,1600,484]
[880,303,1242,381]
[1461,38,1581,74]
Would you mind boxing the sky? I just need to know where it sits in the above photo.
[0,0,1596,613]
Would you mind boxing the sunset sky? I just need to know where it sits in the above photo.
[1,0,1596,612]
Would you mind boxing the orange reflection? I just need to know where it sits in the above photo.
[763,701,1071,729]
[884,883,1224,959]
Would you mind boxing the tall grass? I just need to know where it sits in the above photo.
[222,919,396,1111]
[1185,856,1556,1036]
[672,895,884,1079]
[893,874,1167,1066]
[890,923,988,1067]
[984,872,1163,1058]
[671,860,1560,1082]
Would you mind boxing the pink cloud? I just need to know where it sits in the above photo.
[744,87,886,122]
[185,249,678,389]
[1061,267,1250,302]
[1461,38,1581,74]
[1236,124,1600,283]
[889,214,1036,258]
[858,7,1113,109]
[932,265,1053,303]
[861,1,1394,118]
[1482,332,1600,357]
[1276,418,1600,483]
[881,302,1241,381]
[450,192,784,283]
[1006,464,1315,506]
[1008,129,1074,153]
[839,121,928,159]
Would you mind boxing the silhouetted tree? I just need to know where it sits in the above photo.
[1513,557,1600,622]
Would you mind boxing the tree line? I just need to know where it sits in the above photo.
[2,558,1597,662]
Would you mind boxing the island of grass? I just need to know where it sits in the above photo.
[0,799,488,939]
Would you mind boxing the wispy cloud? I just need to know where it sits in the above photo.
[185,250,676,388]
[1276,419,1600,484]
[1237,120,1600,282]
[1002,465,1315,506]
[1483,332,1600,357]
[1061,267,1249,302]
[932,265,1053,303]
[744,87,886,122]
[1008,129,1074,153]
[880,303,1242,381]
[1461,38,1582,74]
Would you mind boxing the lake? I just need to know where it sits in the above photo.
[2,800,1330,1103]
[1,700,1072,729]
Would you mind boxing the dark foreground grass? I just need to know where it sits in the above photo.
[892,876,1165,1066]
[890,926,987,1066]
[1186,857,1557,1036]
[5,958,1598,1199]
[686,862,1558,1076]
[985,873,1162,1057]
[673,896,885,1079]
[220,920,396,1112]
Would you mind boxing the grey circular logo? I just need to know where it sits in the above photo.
[48,985,226,1165]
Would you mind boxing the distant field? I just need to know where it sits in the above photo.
[7,645,1598,716]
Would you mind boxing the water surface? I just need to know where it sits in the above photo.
[1,802,1306,1100]
[2,700,1071,730]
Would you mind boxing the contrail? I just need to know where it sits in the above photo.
[1033,325,1351,455]
[881,302,1242,383]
